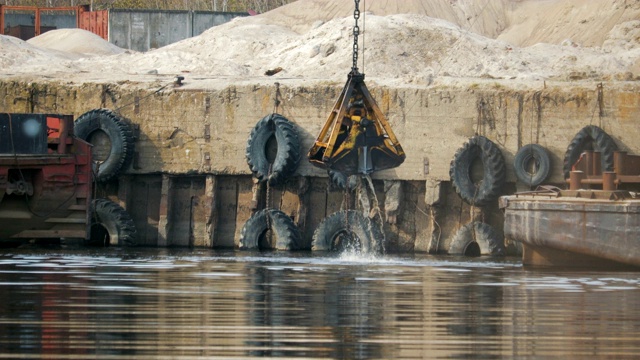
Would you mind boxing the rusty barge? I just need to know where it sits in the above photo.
[501,150,640,269]
[501,189,640,269]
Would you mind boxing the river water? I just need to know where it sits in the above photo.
[0,247,639,359]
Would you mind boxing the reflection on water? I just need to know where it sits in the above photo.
[0,248,639,359]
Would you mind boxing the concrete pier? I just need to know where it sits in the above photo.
[1,76,639,252]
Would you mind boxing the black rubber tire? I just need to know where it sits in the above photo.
[449,136,506,206]
[563,125,617,179]
[88,198,137,247]
[449,222,504,256]
[514,144,551,187]
[74,109,135,182]
[311,210,383,254]
[239,209,302,250]
[246,114,300,185]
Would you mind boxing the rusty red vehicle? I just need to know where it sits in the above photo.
[0,112,136,247]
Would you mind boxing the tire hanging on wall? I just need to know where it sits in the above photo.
[246,114,300,185]
[311,210,383,254]
[239,209,302,250]
[448,222,504,256]
[514,144,551,187]
[449,136,506,206]
[87,198,137,247]
[562,125,617,179]
[74,108,135,182]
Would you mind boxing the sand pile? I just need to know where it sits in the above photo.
[27,29,126,56]
[0,35,75,69]
[1,28,125,72]
[0,0,639,86]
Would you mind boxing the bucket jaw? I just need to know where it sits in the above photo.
[308,72,406,175]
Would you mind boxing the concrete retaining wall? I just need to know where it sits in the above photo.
[1,78,638,253]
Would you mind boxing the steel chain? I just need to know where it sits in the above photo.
[352,0,360,72]
[265,163,272,234]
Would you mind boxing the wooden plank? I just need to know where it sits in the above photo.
[277,182,300,222]
[67,204,87,211]
[189,176,208,247]
[145,176,162,246]
[44,218,86,224]
[294,177,310,247]
[129,176,157,246]
[305,178,329,243]
[13,230,87,238]
[157,174,172,247]
[203,175,218,248]
[216,177,238,248]
[170,176,204,247]
[235,177,254,247]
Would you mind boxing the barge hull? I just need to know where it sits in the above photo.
[502,194,640,268]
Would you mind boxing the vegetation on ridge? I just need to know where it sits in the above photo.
[0,0,294,13]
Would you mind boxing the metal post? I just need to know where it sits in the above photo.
[592,151,601,175]
[583,151,593,175]
[602,172,616,191]
[614,151,626,175]
[569,170,585,190]
[35,8,40,37]
[0,5,5,35]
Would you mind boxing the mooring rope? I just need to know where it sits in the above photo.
[363,174,386,254]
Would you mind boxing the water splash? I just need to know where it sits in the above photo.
[338,247,383,263]
[359,174,386,254]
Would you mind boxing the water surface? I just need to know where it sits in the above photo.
[0,248,639,359]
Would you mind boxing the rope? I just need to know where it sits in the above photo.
[7,113,18,167]
[471,180,480,244]
[113,81,172,114]
[363,175,385,254]
[528,90,536,189]
[273,82,281,114]
[265,163,272,234]
[430,207,442,253]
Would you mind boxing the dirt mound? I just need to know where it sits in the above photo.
[496,0,640,47]
[101,11,634,84]
[0,0,639,85]
[0,35,75,69]
[27,29,125,56]
[260,0,640,47]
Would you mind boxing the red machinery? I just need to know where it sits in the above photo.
[0,113,92,244]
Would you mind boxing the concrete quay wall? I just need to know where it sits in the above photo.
[1,78,638,253]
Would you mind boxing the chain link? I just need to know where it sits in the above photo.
[265,164,273,237]
[352,0,360,73]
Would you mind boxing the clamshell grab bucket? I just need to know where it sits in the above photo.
[307,72,406,175]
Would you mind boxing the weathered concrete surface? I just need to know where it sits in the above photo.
[1,77,638,252]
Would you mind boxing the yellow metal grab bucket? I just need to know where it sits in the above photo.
[307,72,406,175]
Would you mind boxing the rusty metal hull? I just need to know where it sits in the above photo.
[0,114,92,242]
[501,191,640,268]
